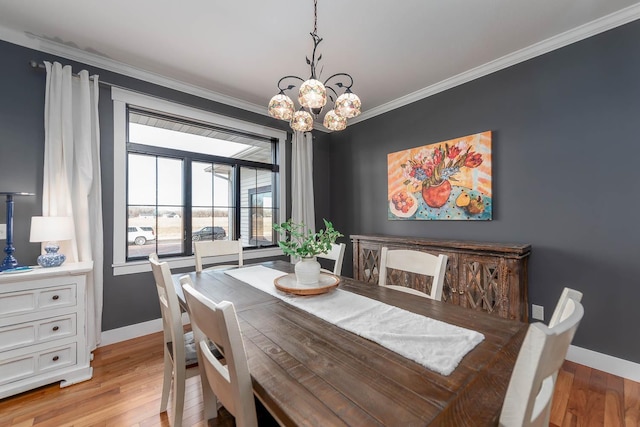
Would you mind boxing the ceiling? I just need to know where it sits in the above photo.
[0,0,639,128]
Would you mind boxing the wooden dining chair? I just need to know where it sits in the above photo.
[181,277,258,427]
[378,247,448,300]
[194,240,244,273]
[499,288,584,427]
[317,242,346,275]
[149,253,201,427]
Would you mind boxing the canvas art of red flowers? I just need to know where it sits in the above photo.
[401,140,483,189]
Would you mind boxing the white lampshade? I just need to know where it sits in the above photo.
[29,216,74,243]
[298,79,327,109]
[323,110,347,131]
[290,110,314,132]
[267,93,295,120]
[334,91,362,118]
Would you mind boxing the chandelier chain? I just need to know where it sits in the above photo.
[313,0,318,35]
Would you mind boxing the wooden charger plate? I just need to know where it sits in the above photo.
[274,272,340,295]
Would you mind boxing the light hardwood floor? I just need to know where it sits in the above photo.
[1,332,638,426]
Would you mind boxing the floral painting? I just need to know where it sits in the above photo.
[388,131,492,220]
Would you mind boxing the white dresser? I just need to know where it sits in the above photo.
[0,261,94,399]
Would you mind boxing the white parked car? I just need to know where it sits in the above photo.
[128,226,155,246]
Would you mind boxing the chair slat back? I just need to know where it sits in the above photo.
[378,247,448,301]
[149,254,185,364]
[181,278,257,427]
[317,242,346,275]
[194,240,244,273]
[499,289,584,427]
[549,287,583,328]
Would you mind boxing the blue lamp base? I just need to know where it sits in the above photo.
[37,244,66,268]
[0,192,35,271]
[0,255,18,271]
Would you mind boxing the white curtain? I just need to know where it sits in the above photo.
[291,130,315,239]
[44,61,104,350]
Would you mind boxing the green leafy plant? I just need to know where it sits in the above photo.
[273,219,343,258]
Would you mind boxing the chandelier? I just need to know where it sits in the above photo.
[267,0,361,132]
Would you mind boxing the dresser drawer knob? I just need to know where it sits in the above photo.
[52,355,59,362]
[53,326,59,331]
[52,295,60,300]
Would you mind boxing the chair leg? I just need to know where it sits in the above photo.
[172,363,186,427]
[160,351,172,413]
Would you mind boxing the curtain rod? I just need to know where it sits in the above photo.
[29,60,111,86]
[28,58,214,117]
[29,60,290,135]
[28,59,216,110]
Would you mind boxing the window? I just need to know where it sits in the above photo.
[248,186,273,246]
[112,89,287,275]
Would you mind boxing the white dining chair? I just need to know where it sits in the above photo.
[181,277,258,427]
[549,287,583,328]
[194,240,244,273]
[548,287,583,386]
[317,242,346,275]
[499,287,584,427]
[149,253,200,427]
[378,247,448,300]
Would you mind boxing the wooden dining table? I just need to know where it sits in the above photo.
[172,260,528,426]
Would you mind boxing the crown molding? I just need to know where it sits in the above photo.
[2,2,640,130]
[0,25,267,117]
[0,24,35,48]
[349,3,640,126]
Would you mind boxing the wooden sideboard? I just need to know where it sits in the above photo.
[351,235,531,321]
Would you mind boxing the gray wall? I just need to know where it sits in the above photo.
[0,39,290,331]
[319,21,640,362]
[1,17,639,364]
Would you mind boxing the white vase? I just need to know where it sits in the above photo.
[295,256,321,285]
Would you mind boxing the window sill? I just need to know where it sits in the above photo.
[112,247,284,276]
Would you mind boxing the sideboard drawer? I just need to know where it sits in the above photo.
[0,292,36,317]
[0,284,77,318]
[39,315,76,342]
[0,314,77,352]
[0,353,35,386]
[0,323,35,352]
[38,286,77,311]
[39,344,76,373]
[0,343,77,386]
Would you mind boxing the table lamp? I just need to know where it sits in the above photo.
[29,216,74,268]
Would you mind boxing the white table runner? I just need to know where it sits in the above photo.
[226,265,484,375]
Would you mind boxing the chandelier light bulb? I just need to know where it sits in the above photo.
[290,110,314,132]
[334,92,362,118]
[323,110,347,131]
[298,79,327,109]
[268,94,295,121]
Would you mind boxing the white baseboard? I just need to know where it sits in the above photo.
[99,313,190,347]
[99,319,640,382]
[566,345,640,382]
